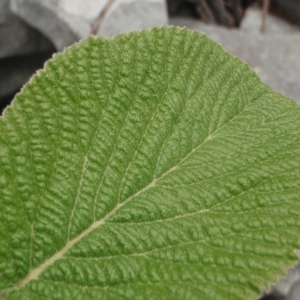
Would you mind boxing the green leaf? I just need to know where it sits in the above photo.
[1,26,300,300]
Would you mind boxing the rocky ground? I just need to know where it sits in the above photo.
[0,1,300,298]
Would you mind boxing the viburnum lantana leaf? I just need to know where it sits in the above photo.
[1,26,300,300]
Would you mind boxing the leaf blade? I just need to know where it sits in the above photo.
[1,26,300,300]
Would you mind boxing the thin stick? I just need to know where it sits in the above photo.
[196,0,216,24]
[90,0,116,36]
[260,0,270,33]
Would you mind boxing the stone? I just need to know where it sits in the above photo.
[0,0,55,110]
[0,0,53,58]
[288,279,300,300]
[0,51,54,111]
[98,0,168,37]
[10,0,81,50]
[10,0,168,50]
[270,263,300,299]
[241,7,299,34]
[0,0,10,23]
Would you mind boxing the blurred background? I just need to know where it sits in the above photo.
[0,1,300,298]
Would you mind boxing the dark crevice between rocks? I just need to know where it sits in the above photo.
[1,5,56,115]
[259,295,283,300]
[167,0,300,28]
[167,0,259,27]
[0,49,55,115]
[269,0,300,26]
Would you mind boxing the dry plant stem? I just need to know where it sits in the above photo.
[261,0,270,33]
[90,0,116,35]
[196,0,240,27]
[196,0,216,23]
[231,0,242,26]
[210,0,234,26]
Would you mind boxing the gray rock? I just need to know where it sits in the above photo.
[0,0,55,107]
[0,0,10,23]
[271,263,300,299]
[241,7,300,34]
[10,0,80,50]
[98,0,168,37]
[170,16,300,103]
[288,279,300,300]
[0,0,53,58]
[10,0,168,50]
[0,51,54,100]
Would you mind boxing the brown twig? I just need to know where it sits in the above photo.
[90,0,116,36]
[231,0,243,26]
[210,0,234,27]
[195,0,216,24]
[196,0,241,27]
[260,0,270,33]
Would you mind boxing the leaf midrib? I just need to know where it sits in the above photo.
[14,94,262,291]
